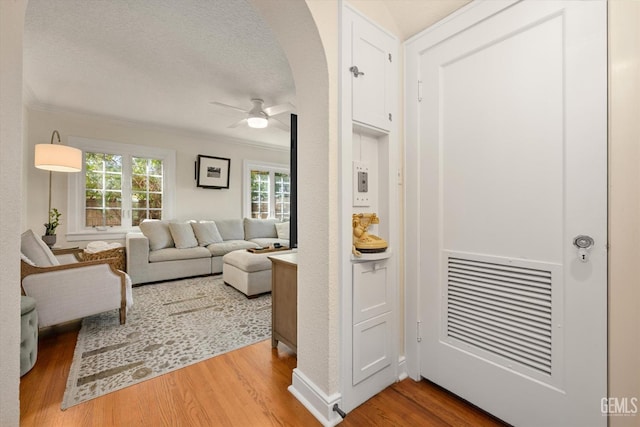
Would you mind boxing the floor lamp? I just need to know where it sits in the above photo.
[34,130,82,245]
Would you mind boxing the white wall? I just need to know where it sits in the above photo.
[252,0,340,415]
[23,107,289,246]
[0,1,26,425]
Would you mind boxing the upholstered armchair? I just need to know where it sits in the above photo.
[20,230,133,328]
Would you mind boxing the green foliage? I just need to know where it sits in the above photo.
[84,152,164,227]
[44,208,61,235]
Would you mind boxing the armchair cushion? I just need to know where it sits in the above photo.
[22,263,133,328]
[21,229,59,267]
[21,253,36,266]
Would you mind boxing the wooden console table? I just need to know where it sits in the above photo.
[268,252,297,353]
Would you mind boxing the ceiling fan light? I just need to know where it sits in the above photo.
[247,116,268,129]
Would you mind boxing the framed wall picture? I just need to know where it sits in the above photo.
[196,155,231,189]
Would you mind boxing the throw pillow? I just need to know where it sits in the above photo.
[139,220,174,251]
[20,229,60,267]
[191,221,223,246]
[275,222,290,240]
[215,219,245,241]
[168,222,198,249]
[243,218,279,240]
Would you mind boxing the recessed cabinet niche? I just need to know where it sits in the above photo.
[341,2,399,414]
[349,7,395,132]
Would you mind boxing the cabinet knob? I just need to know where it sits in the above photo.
[349,65,365,78]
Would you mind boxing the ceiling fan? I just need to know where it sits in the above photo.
[209,98,295,131]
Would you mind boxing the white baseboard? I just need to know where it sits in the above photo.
[397,356,408,381]
[289,368,344,426]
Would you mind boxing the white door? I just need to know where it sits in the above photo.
[405,1,607,426]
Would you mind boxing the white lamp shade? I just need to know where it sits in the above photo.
[247,116,268,129]
[35,144,82,172]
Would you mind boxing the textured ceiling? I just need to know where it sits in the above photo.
[24,0,468,148]
[24,0,296,147]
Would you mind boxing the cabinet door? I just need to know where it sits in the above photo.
[351,15,395,131]
[352,312,392,385]
[353,260,390,324]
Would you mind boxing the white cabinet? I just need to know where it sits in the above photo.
[347,7,395,132]
[353,259,391,325]
[352,259,393,386]
[340,2,399,414]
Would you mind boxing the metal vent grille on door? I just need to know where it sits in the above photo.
[446,256,552,376]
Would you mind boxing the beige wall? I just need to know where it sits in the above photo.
[0,1,26,425]
[609,1,640,425]
[23,108,289,247]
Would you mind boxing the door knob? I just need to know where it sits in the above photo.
[573,235,595,263]
[349,66,365,78]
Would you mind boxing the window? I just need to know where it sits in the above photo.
[131,157,164,225]
[243,161,290,221]
[85,153,123,227]
[68,137,175,240]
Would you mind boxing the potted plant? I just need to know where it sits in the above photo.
[42,208,61,248]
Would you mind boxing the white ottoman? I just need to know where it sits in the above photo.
[222,250,274,298]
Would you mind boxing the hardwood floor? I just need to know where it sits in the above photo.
[21,327,507,426]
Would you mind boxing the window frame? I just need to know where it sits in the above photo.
[242,160,290,220]
[67,136,176,241]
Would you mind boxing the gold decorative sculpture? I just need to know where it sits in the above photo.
[352,213,388,257]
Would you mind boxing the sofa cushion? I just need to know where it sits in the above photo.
[21,229,60,267]
[248,238,290,248]
[206,240,259,257]
[275,222,290,240]
[139,220,174,251]
[168,222,198,249]
[191,221,223,246]
[214,219,245,241]
[244,218,279,240]
[148,247,211,263]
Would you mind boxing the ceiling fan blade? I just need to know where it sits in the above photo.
[269,117,290,131]
[263,102,295,117]
[228,118,248,128]
[209,101,247,114]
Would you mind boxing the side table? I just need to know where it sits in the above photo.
[268,252,298,353]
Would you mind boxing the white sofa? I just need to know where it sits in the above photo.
[126,218,289,285]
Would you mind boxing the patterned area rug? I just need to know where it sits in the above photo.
[61,276,271,409]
